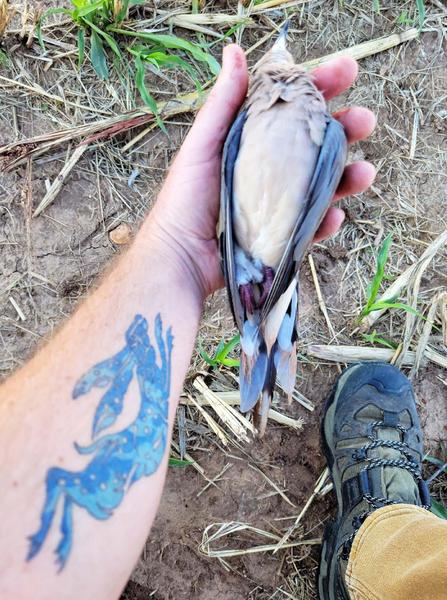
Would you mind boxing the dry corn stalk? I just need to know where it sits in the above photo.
[411,292,447,377]
[169,13,253,26]
[397,231,447,367]
[250,0,308,13]
[113,0,123,20]
[273,469,330,553]
[0,26,419,168]
[0,0,9,38]
[200,521,320,560]
[308,344,447,370]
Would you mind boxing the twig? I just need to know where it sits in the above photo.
[33,144,88,217]
[308,253,338,343]
[0,75,110,116]
[249,463,297,508]
[8,296,26,321]
[273,469,329,553]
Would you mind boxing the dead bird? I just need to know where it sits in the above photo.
[219,23,347,435]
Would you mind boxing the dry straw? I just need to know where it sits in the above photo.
[0,0,9,38]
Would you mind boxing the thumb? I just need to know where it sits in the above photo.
[179,44,248,160]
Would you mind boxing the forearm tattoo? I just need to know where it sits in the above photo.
[27,314,173,570]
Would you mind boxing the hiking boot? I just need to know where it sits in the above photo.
[318,362,431,600]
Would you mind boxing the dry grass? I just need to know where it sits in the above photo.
[1,1,446,598]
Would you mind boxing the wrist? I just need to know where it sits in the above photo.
[134,214,208,308]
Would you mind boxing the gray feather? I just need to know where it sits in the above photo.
[219,110,248,331]
[240,346,268,412]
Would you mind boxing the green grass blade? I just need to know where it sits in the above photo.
[37,7,72,50]
[84,17,122,59]
[110,28,220,75]
[369,234,393,307]
[135,53,157,111]
[367,300,423,318]
[143,51,203,91]
[361,332,398,350]
[114,0,146,24]
[211,20,247,47]
[431,499,447,520]
[359,233,393,318]
[416,0,425,30]
[0,49,9,66]
[90,29,109,80]
[77,27,85,68]
[424,455,446,467]
[73,0,105,19]
[198,344,217,366]
[216,333,240,362]
[168,458,192,468]
[134,54,166,133]
[220,357,240,367]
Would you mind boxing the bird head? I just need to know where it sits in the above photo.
[254,20,294,70]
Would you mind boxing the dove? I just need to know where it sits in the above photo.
[219,23,348,435]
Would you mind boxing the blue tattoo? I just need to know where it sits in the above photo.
[27,314,173,570]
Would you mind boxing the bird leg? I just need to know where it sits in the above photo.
[258,266,275,306]
[239,284,255,315]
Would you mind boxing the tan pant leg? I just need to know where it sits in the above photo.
[345,504,447,600]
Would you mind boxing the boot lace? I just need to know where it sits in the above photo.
[341,420,430,560]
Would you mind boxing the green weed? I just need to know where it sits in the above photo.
[0,49,9,66]
[200,333,240,368]
[37,0,218,120]
[358,234,423,323]
[431,499,447,520]
[361,331,398,350]
[372,0,425,29]
[168,457,192,468]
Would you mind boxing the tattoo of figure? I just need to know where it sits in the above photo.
[27,314,173,570]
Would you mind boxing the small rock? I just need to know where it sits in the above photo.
[109,223,132,245]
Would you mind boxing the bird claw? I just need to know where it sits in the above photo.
[239,284,255,314]
[258,266,275,306]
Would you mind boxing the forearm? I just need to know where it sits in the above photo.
[0,217,203,599]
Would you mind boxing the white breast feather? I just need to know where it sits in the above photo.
[233,100,321,268]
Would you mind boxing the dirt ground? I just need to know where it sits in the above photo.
[1,1,446,599]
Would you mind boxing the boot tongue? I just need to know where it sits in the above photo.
[375,427,420,504]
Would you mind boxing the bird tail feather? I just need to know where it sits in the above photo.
[240,290,298,435]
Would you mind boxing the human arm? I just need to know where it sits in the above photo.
[0,44,376,600]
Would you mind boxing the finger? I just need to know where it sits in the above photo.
[333,161,376,202]
[312,56,358,100]
[333,106,377,144]
[313,207,345,242]
[180,44,248,159]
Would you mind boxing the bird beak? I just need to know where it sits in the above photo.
[271,19,290,54]
[261,19,292,65]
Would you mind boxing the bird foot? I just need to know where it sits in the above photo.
[239,284,255,314]
[258,266,275,306]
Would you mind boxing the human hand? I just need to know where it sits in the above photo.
[151,44,376,300]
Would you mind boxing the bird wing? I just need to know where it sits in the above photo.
[219,109,248,332]
[261,116,347,319]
